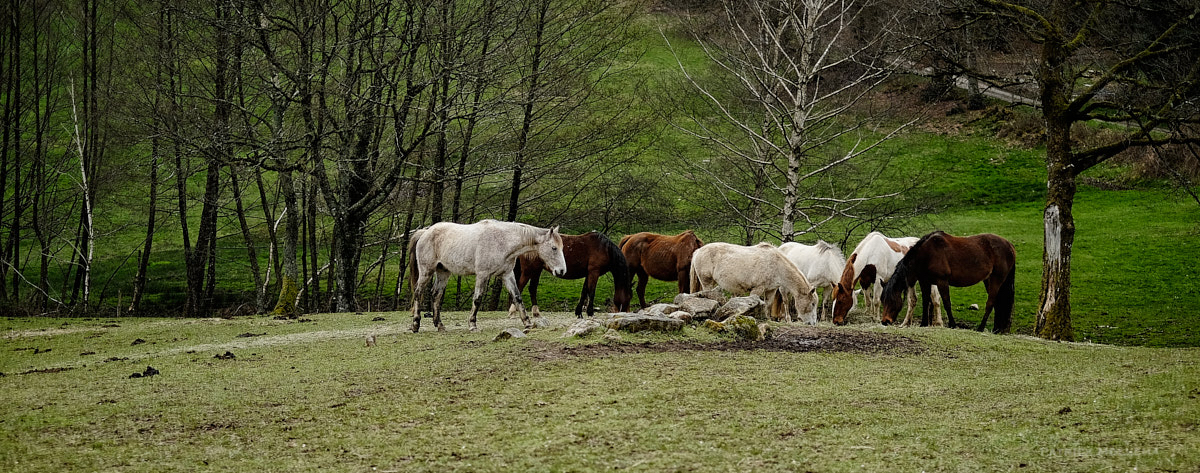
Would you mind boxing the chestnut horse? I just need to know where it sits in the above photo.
[619,230,704,309]
[880,231,1016,333]
[508,231,632,318]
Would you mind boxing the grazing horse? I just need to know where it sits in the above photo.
[508,231,632,318]
[619,230,704,309]
[408,220,566,333]
[830,232,942,325]
[689,242,818,324]
[779,240,846,321]
[880,231,1016,333]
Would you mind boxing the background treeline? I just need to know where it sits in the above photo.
[2,0,1198,326]
[0,0,675,317]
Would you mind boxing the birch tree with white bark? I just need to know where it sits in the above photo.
[667,0,917,242]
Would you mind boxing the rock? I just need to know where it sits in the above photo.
[702,319,726,333]
[667,310,693,323]
[528,317,552,329]
[644,303,681,318]
[713,295,766,322]
[968,304,980,311]
[365,334,377,347]
[678,297,720,321]
[757,323,774,341]
[605,313,685,333]
[603,328,622,342]
[675,289,726,305]
[493,328,527,341]
[723,315,762,341]
[563,319,603,338]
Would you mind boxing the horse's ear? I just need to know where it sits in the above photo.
[549,225,560,235]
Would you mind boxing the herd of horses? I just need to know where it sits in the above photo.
[407,219,1017,335]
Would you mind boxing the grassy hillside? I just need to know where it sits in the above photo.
[2,313,1197,472]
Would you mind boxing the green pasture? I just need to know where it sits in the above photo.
[2,313,1197,472]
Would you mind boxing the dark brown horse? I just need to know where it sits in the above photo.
[511,231,631,318]
[619,230,704,309]
[880,231,1016,333]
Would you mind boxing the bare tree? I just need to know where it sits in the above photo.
[666,0,919,243]
[925,0,1200,340]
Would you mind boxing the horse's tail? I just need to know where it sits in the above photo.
[993,265,1016,334]
[407,228,426,295]
[602,234,631,290]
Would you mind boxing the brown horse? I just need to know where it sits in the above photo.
[510,231,631,318]
[619,230,704,309]
[880,231,1016,333]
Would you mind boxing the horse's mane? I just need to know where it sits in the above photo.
[814,240,839,254]
[597,232,631,288]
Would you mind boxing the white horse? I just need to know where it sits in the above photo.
[689,242,818,325]
[408,219,566,333]
[779,240,846,321]
[830,232,943,326]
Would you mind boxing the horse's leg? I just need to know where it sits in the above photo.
[501,270,532,328]
[509,266,531,319]
[918,284,933,327]
[410,266,432,333]
[977,277,1002,332]
[581,272,600,318]
[635,270,649,309]
[937,281,955,328]
[930,286,945,327]
[431,269,451,332]
[677,267,691,294]
[468,274,491,332]
[575,282,587,318]
[528,271,542,319]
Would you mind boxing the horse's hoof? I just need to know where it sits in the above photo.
[410,324,420,333]
[437,325,446,332]
[469,325,479,332]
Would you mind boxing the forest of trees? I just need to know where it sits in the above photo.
[1,0,1197,342]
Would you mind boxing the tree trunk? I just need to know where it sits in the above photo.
[230,168,265,312]
[1036,119,1077,341]
[1033,13,1075,341]
[272,169,301,316]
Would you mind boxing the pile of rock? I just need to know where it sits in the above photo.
[558,290,774,341]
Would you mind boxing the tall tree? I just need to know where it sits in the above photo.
[667,0,919,243]
[927,0,1200,339]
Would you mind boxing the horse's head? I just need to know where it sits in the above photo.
[878,263,910,326]
[830,254,858,325]
[612,280,632,313]
[799,287,819,325]
[879,284,903,326]
[537,226,567,277]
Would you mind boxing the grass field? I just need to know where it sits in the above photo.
[2,313,1197,472]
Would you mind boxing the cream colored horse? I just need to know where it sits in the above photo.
[690,242,818,324]
[409,220,566,333]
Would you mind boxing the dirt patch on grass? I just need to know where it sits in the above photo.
[543,326,926,360]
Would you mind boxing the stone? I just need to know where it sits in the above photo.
[713,295,766,322]
[968,304,980,311]
[723,315,762,341]
[757,323,774,341]
[702,319,726,333]
[605,314,685,333]
[492,328,527,342]
[644,303,681,318]
[563,319,603,338]
[603,328,622,342]
[667,310,693,323]
[678,297,720,321]
[675,289,726,305]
